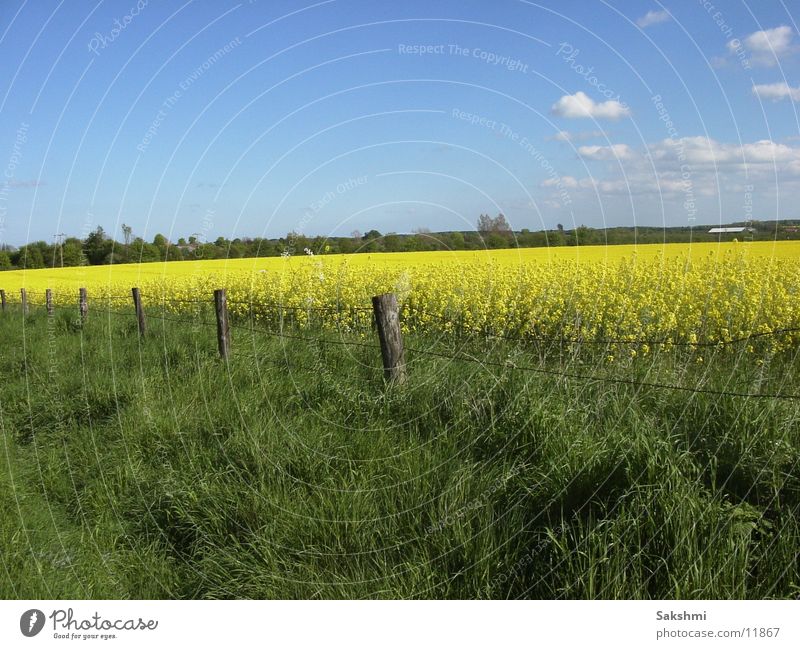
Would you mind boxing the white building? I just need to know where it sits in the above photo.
[708,227,755,234]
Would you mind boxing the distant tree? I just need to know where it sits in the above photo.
[495,213,511,232]
[134,241,161,262]
[463,232,481,249]
[0,250,11,270]
[574,225,600,246]
[177,237,187,246]
[338,237,355,254]
[62,239,85,266]
[104,251,126,265]
[549,228,566,246]
[17,245,45,268]
[153,233,168,248]
[486,233,507,249]
[310,235,327,254]
[83,227,111,265]
[285,231,309,254]
[359,229,382,252]
[383,233,401,252]
[197,243,219,259]
[121,223,132,246]
[404,234,430,251]
[477,213,511,233]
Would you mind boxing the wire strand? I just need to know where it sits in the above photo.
[6,302,799,399]
[404,345,799,400]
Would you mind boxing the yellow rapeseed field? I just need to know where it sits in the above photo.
[2,241,799,349]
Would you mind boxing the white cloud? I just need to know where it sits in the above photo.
[740,139,800,163]
[636,9,670,28]
[728,25,794,66]
[578,144,635,161]
[743,25,793,55]
[540,136,800,201]
[551,91,630,120]
[547,129,607,142]
[541,176,579,188]
[571,176,674,195]
[752,81,800,102]
[593,179,635,194]
[649,135,800,166]
[545,173,712,198]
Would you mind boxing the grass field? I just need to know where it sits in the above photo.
[1,302,798,598]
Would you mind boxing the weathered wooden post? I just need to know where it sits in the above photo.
[46,289,54,315]
[214,288,230,360]
[131,287,146,337]
[79,287,88,323]
[372,293,406,383]
[20,288,28,315]
[0,289,6,312]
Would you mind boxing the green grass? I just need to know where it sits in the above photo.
[0,305,798,599]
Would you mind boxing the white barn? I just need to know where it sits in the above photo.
[708,227,755,234]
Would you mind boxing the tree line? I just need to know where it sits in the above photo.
[1,216,798,270]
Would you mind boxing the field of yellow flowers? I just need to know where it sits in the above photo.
[2,241,799,348]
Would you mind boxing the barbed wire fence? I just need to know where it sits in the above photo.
[1,285,798,401]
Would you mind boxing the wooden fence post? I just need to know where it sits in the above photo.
[0,289,5,312]
[214,288,230,360]
[20,288,27,315]
[131,287,146,337]
[46,289,54,315]
[79,287,88,322]
[372,293,406,383]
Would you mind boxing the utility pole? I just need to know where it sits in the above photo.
[53,233,65,268]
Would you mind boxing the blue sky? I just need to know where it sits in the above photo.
[1,0,799,246]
